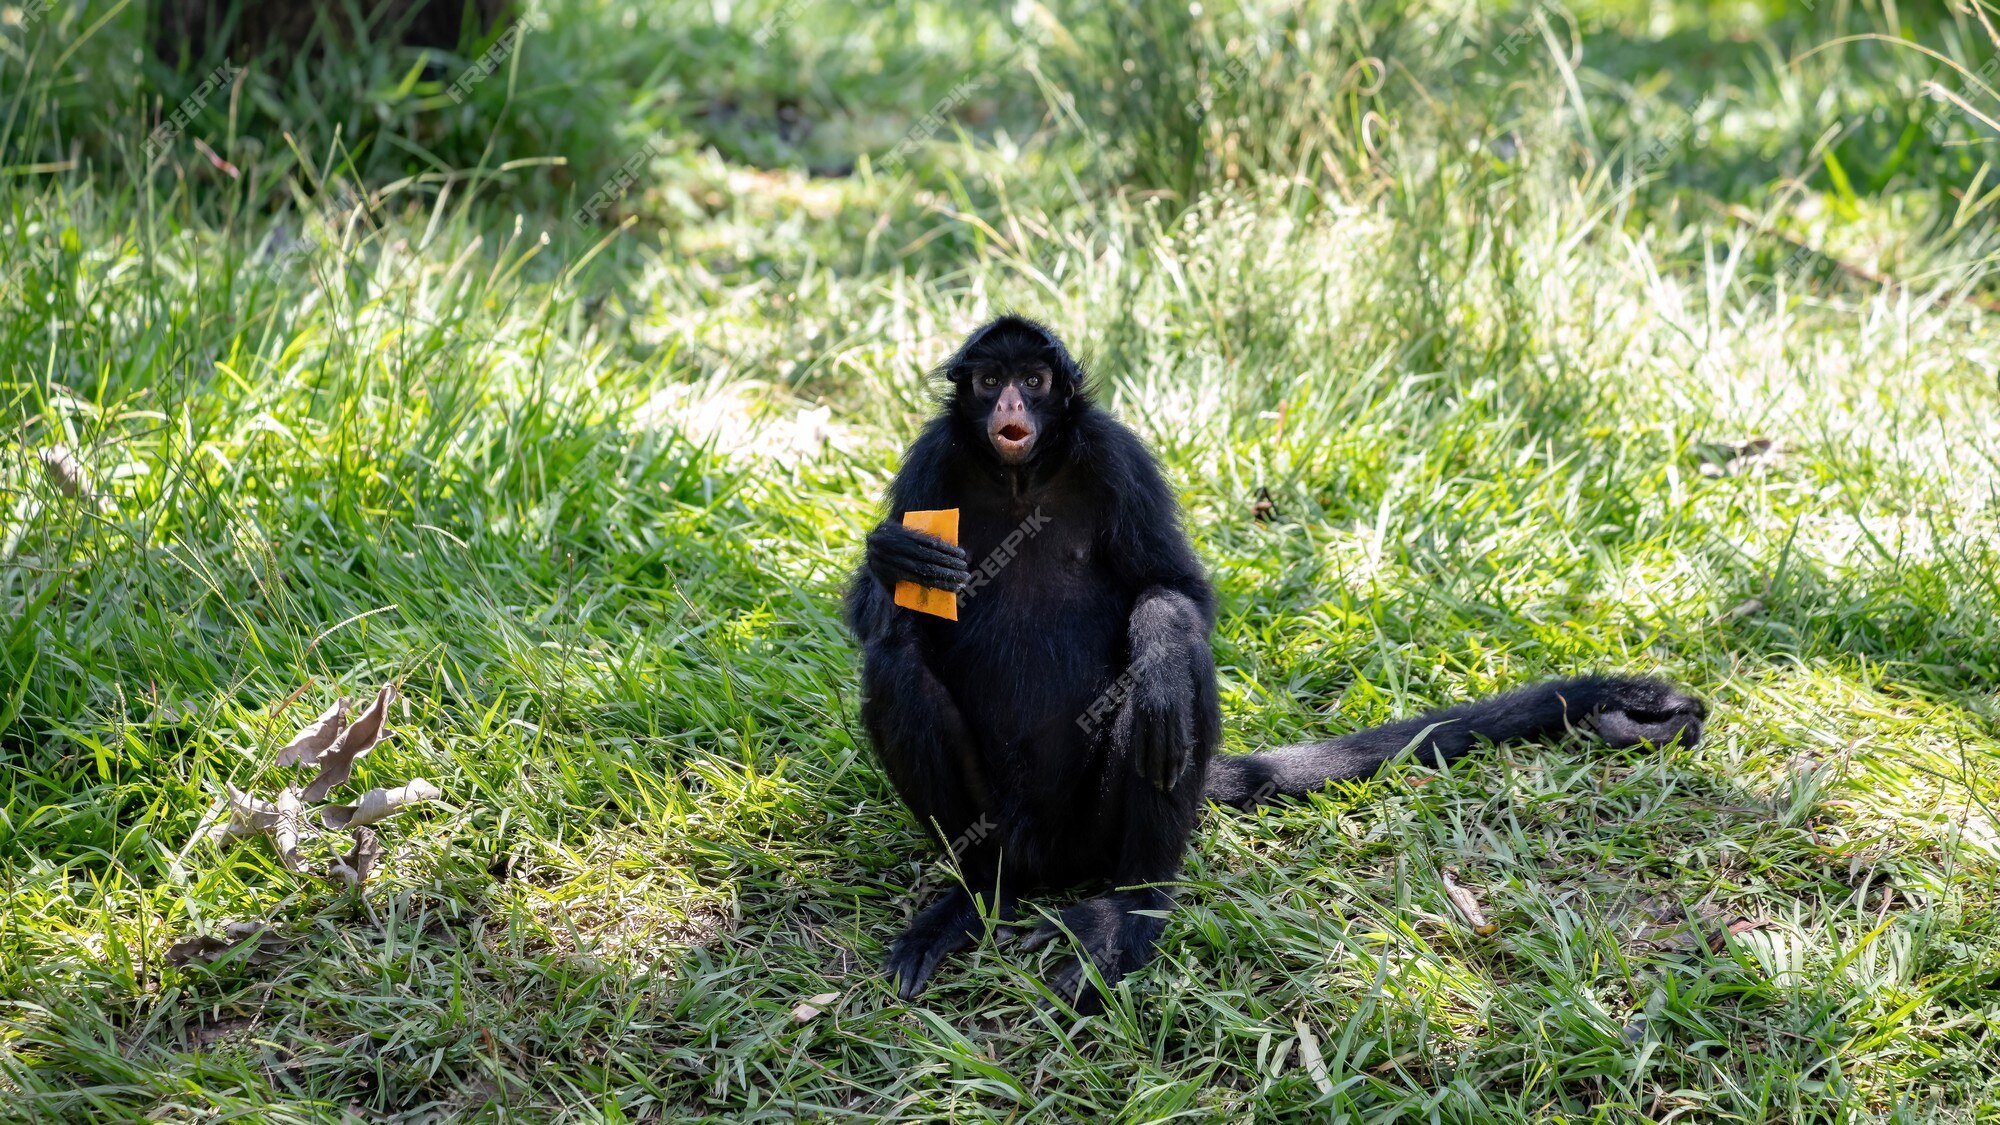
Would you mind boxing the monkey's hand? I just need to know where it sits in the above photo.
[866,521,971,594]
[1593,677,1708,749]
[1114,645,1198,793]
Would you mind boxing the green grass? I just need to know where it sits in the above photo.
[4,0,2000,1119]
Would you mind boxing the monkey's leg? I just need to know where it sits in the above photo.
[1022,771,1196,1014]
[858,629,995,842]
[861,630,1007,1000]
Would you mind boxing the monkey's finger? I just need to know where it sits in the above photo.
[1138,711,1158,789]
[887,948,941,1000]
[904,560,972,591]
[888,525,968,562]
[1142,706,1171,791]
[917,558,970,590]
[1111,698,1137,750]
[874,540,967,583]
[897,541,969,573]
[898,965,933,1000]
[928,558,971,585]
[1163,705,1194,789]
[867,528,966,582]
[878,535,963,567]
[1128,707,1149,761]
[1120,704,1146,773]
[879,541,971,585]
[907,530,968,561]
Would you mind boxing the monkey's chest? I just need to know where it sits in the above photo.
[933,519,1127,761]
[954,512,1115,624]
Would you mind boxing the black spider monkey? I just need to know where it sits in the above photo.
[845,315,1707,1012]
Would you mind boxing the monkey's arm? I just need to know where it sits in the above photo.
[1116,588,1222,791]
[1095,426,1223,792]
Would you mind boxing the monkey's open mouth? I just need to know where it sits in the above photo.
[992,422,1035,458]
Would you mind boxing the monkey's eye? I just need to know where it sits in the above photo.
[981,374,999,388]
[1025,374,1042,388]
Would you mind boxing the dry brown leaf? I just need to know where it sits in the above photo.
[165,921,289,967]
[1697,437,1777,478]
[37,445,92,500]
[276,697,349,767]
[319,778,442,830]
[1634,923,1699,952]
[226,783,282,826]
[194,794,233,847]
[1720,597,1765,623]
[208,783,283,845]
[1294,1019,1333,1095]
[272,787,304,872]
[327,827,385,888]
[791,991,842,1022]
[1441,868,1498,936]
[207,785,312,872]
[1714,915,1775,953]
[1633,901,1714,952]
[301,683,395,802]
[1633,902,1770,954]
[348,827,384,882]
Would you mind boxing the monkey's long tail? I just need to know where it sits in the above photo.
[1203,675,1705,809]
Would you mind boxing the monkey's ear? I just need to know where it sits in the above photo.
[1020,323,1086,406]
[943,320,1000,385]
[1043,340,1085,405]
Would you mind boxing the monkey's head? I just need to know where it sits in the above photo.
[944,315,1086,466]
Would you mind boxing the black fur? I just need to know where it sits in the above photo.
[1203,675,1705,808]
[846,315,1706,1012]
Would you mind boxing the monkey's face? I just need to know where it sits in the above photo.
[947,316,1080,467]
[969,364,1053,464]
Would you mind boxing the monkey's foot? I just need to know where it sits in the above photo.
[886,887,1008,1001]
[1019,890,1169,1015]
[1592,677,1708,750]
